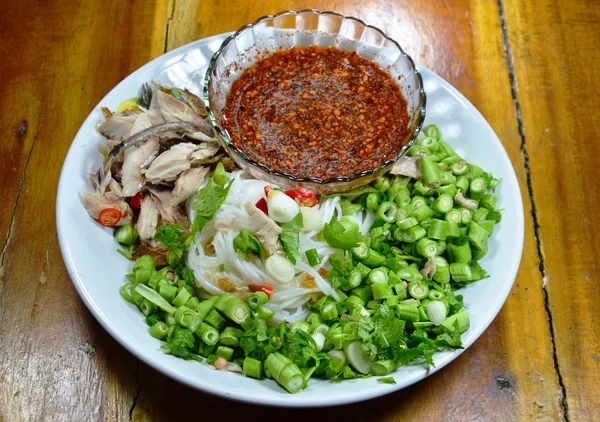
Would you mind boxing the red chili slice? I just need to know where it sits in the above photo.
[129,192,143,210]
[255,198,268,214]
[248,284,274,299]
[284,188,318,207]
[264,185,272,197]
[98,208,122,227]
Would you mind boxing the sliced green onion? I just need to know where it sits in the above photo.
[305,248,321,266]
[411,196,427,208]
[468,221,490,251]
[416,238,438,258]
[449,263,473,282]
[215,294,250,324]
[149,321,168,340]
[401,225,427,242]
[427,219,449,240]
[411,205,434,222]
[175,306,200,330]
[243,357,263,379]
[321,302,338,320]
[362,249,385,268]
[440,310,470,333]
[397,217,418,230]
[115,224,138,245]
[197,322,220,345]
[134,284,176,314]
[447,238,472,264]
[433,256,450,284]
[455,175,470,192]
[469,178,486,199]
[408,281,429,299]
[431,194,454,214]
[366,193,379,210]
[204,309,226,331]
[418,156,441,188]
[265,352,304,393]
[377,202,398,223]
[396,303,419,322]
[247,291,269,310]
[219,327,243,347]
[340,269,363,290]
[371,283,394,300]
[257,305,275,320]
[172,287,192,308]
[216,345,234,361]
[139,299,157,317]
[460,208,473,224]
[481,194,498,211]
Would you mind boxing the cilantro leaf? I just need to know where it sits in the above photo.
[322,216,364,250]
[233,230,263,258]
[279,230,303,264]
[154,224,186,258]
[377,377,396,385]
[162,327,202,362]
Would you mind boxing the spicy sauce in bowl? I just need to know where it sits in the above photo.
[222,46,411,180]
[204,10,425,194]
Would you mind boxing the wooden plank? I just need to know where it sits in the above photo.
[126,1,564,420]
[0,0,169,420]
[503,0,600,419]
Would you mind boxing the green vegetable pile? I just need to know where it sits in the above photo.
[114,124,502,393]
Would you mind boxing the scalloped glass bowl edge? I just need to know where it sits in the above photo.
[204,10,426,194]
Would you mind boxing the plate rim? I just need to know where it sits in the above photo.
[56,32,524,408]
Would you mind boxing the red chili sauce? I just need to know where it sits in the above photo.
[222,46,410,179]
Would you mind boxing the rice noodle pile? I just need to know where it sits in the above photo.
[186,170,374,322]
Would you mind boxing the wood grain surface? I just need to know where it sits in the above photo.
[0,0,594,421]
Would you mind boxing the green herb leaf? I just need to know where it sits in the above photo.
[280,230,303,264]
[162,327,202,362]
[116,245,135,260]
[192,178,233,217]
[377,377,396,385]
[322,216,364,250]
[154,224,186,257]
[280,210,304,231]
[233,230,263,258]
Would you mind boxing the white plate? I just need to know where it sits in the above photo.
[56,33,524,407]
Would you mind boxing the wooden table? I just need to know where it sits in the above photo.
[1,0,598,420]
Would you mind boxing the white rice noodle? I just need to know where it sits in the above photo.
[185,171,382,320]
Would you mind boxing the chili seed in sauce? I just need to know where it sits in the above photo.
[223,46,410,179]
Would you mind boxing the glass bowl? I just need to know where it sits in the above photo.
[204,9,426,194]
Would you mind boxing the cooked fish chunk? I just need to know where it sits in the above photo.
[144,142,199,184]
[190,142,220,165]
[97,113,138,139]
[148,187,189,227]
[171,167,210,206]
[185,131,218,142]
[156,90,204,125]
[390,154,422,179]
[136,194,160,240]
[420,257,437,278]
[121,136,159,197]
[81,191,133,226]
[124,112,153,138]
[167,87,208,117]
[455,190,478,210]
[244,202,282,255]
